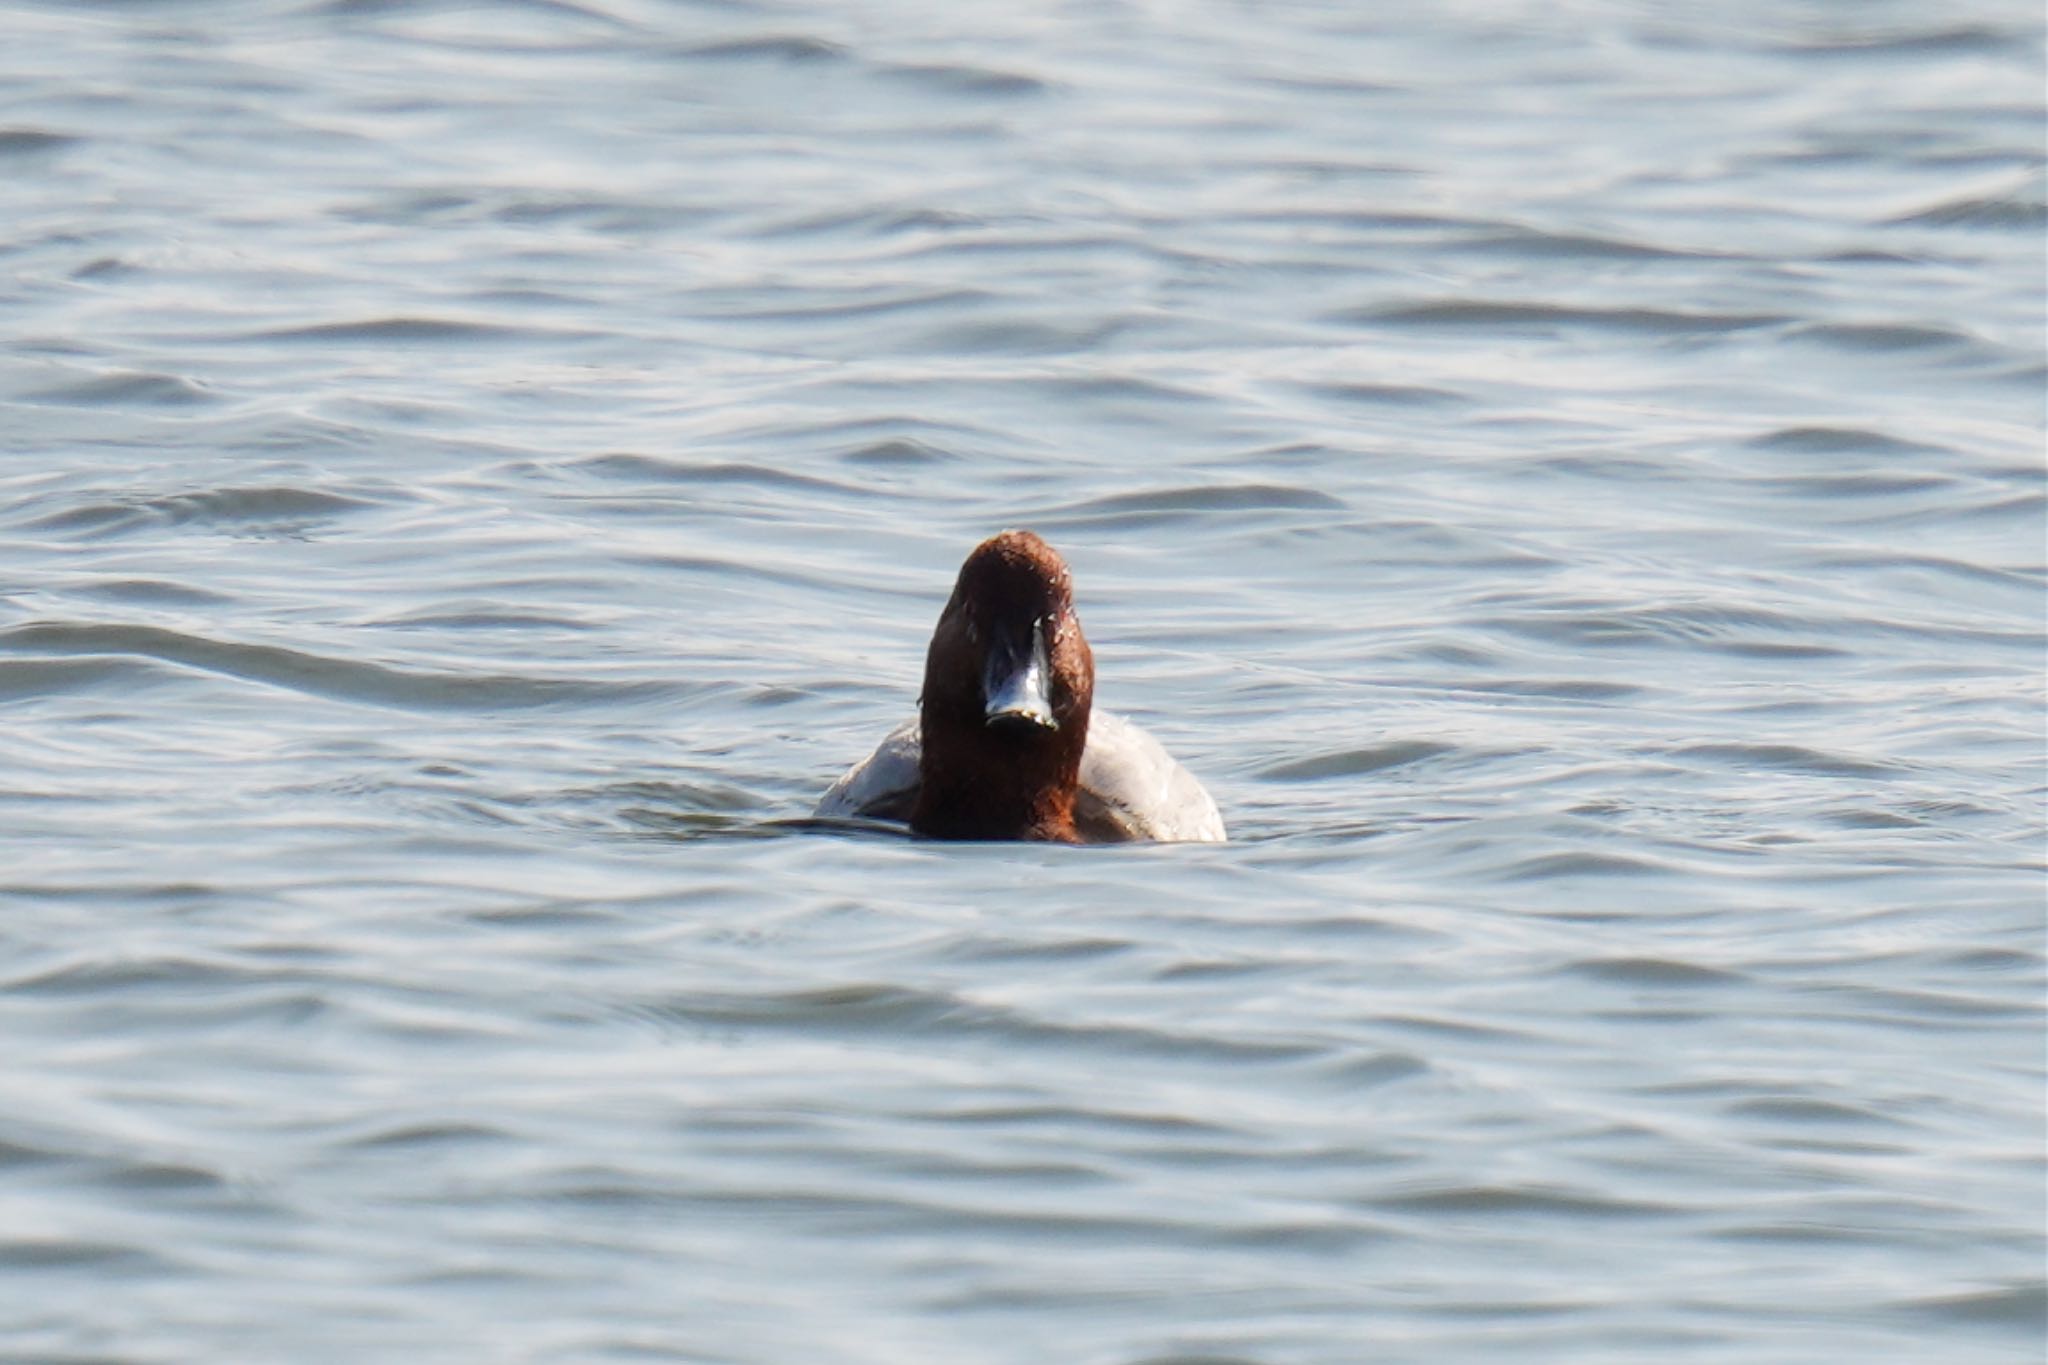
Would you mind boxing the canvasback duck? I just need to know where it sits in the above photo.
[815,530,1226,843]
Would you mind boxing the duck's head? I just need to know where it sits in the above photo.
[911,529,1095,841]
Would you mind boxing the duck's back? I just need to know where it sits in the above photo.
[814,718,922,825]
[1071,711,1227,842]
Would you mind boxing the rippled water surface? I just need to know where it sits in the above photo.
[3,2,2044,1360]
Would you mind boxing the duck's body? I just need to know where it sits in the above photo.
[815,710,1226,843]
[814,529,1226,844]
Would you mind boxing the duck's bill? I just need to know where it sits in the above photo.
[983,618,1057,730]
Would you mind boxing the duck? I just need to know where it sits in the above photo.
[815,530,1226,842]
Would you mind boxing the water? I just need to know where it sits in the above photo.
[2,2,2043,1360]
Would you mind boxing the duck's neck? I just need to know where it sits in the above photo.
[911,717,1086,842]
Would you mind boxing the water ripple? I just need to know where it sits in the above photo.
[247,316,594,347]
[1259,741,1458,781]
[628,982,1328,1066]
[1038,484,1347,528]
[19,370,215,408]
[0,127,78,156]
[20,485,389,540]
[0,622,678,712]
[1340,300,1788,335]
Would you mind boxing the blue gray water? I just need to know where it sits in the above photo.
[2,2,2043,1361]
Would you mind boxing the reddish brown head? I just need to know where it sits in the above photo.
[910,530,1095,842]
